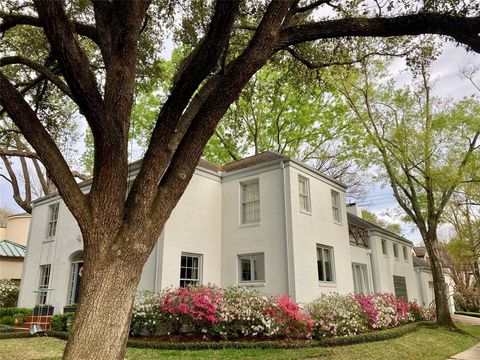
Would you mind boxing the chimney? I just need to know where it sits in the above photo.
[347,203,363,218]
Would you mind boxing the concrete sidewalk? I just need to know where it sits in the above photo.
[448,314,480,360]
[448,342,480,360]
[452,314,480,326]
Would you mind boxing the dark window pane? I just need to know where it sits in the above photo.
[241,259,251,281]
[317,260,324,281]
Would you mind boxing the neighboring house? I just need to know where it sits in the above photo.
[412,246,429,262]
[413,256,455,312]
[18,152,448,313]
[346,207,417,301]
[0,214,31,284]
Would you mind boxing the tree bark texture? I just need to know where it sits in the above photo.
[424,230,455,328]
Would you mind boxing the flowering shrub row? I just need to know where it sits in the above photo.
[131,285,434,340]
[0,280,19,308]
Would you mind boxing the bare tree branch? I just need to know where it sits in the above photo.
[293,0,331,13]
[0,148,39,159]
[286,47,407,69]
[0,70,89,222]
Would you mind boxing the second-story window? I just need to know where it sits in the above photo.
[241,180,260,224]
[393,243,399,258]
[381,239,388,256]
[331,190,341,223]
[298,176,311,213]
[403,246,409,261]
[47,203,60,239]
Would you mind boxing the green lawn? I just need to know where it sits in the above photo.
[1,324,480,360]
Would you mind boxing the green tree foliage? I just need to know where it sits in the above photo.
[331,59,480,327]
[361,209,402,235]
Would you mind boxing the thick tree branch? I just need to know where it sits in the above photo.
[0,12,99,44]
[33,0,107,136]
[0,71,89,223]
[148,0,297,223]
[278,14,480,53]
[125,0,242,218]
[0,56,72,98]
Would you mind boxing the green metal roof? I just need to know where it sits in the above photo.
[0,240,26,258]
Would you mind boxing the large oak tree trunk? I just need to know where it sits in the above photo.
[424,231,455,328]
[62,236,148,360]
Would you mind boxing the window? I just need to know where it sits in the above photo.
[393,243,399,258]
[46,203,60,238]
[180,254,202,287]
[238,253,265,282]
[393,275,408,301]
[403,246,408,261]
[241,180,260,224]
[352,263,369,294]
[317,245,334,282]
[37,265,51,305]
[381,239,388,256]
[298,176,311,213]
[331,191,341,223]
[68,261,83,305]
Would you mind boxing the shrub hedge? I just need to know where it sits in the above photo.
[0,280,19,308]
[0,307,32,326]
[51,313,75,332]
[47,322,430,350]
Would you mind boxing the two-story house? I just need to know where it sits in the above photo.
[18,152,442,313]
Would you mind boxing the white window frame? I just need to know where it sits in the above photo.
[298,176,311,213]
[393,243,399,259]
[37,264,51,305]
[179,253,203,287]
[46,202,60,240]
[381,239,388,256]
[403,246,409,261]
[317,245,335,283]
[238,253,265,283]
[240,179,260,225]
[352,263,370,294]
[331,191,342,224]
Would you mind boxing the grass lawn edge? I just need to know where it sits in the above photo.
[455,311,480,318]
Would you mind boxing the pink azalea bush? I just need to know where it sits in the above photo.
[304,293,368,337]
[408,301,436,321]
[131,286,435,340]
[132,285,312,339]
[354,293,413,329]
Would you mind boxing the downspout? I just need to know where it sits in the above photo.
[367,230,380,293]
[366,249,375,293]
[280,161,292,297]
[153,240,159,292]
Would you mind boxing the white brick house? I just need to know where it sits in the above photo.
[18,152,453,312]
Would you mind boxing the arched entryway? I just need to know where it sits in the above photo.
[67,250,83,305]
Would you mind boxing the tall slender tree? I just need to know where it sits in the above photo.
[333,61,480,328]
[1,1,480,358]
